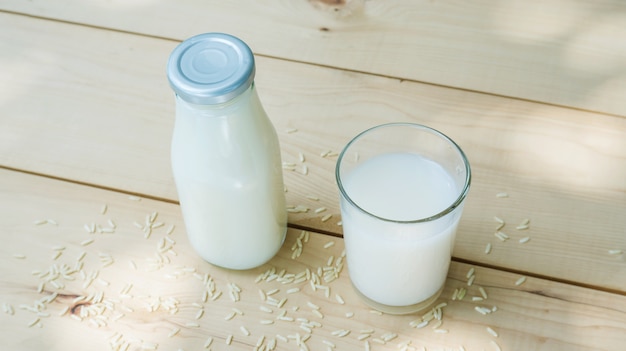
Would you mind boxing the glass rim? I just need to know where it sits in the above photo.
[335,122,472,224]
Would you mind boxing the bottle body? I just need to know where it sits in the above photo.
[171,84,287,269]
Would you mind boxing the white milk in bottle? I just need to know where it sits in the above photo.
[167,33,287,270]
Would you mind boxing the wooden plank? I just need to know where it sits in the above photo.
[1,12,625,293]
[1,169,625,351]
[2,1,626,116]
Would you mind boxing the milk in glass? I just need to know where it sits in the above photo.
[341,152,462,306]
[336,123,470,313]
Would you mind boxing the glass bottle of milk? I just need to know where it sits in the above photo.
[167,33,287,270]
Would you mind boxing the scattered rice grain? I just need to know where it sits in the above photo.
[519,236,531,244]
[496,192,508,198]
[331,329,350,337]
[467,275,476,286]
[479,286,488,299]
[80,239,94,246]
[312,309,324,319]
[315,207,327,214]
[466,267,475,279]
[321,214,333,222]
[515,276,527,286]
[204,337,213,349]
[168,327,181,338]
[487,326,499,338]
[335,294,345,305]
[240,326,250,336]
[608,249,623,255]
[27,317,41,328]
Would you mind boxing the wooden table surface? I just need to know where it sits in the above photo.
[1,1,625,350]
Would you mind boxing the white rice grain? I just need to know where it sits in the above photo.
[323,241,335,249]
[204,337,213,349]
[335,294,345,305]
[487,326,499,338]
[467,275,476,286]
[608,249,623,255]
[479,286,488,299]
[240,326,250,336]
[321,214,333,222]
[515,276,527,286]
[331,329,350,337]
[485,243,492,255]
[28,317,41,328]
[519,236,531,244]
[496,192,508,198]
[168,327,180,338]
[226,334,233,345]
[312,309,324,319]
[466,267,475,279]
[315,207,327,214]
[80,239,94,246]
[494,231,509,241]
[277,298,287,309]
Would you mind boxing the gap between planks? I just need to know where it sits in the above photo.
[1,164,625,298]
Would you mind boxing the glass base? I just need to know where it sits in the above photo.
[352,283,445,315]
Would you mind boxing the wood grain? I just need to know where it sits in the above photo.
[1,1,626,116]
[1,12,625,292]
[1,168,625,351]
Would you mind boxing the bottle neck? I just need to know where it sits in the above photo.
[175,82,258,114]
